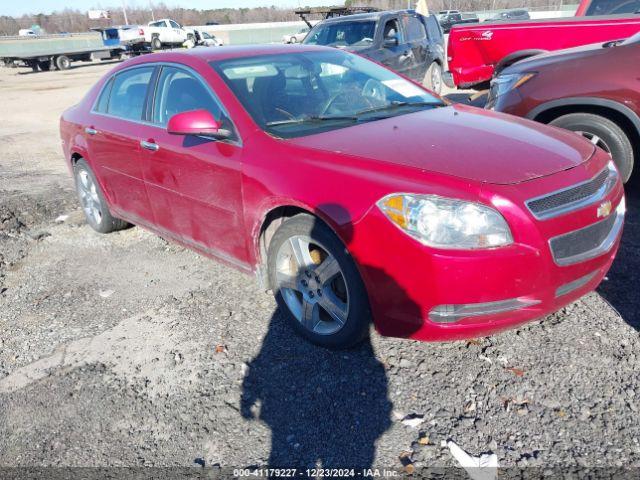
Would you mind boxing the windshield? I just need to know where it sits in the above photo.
[211,50,443,139]
[303,21,376,48]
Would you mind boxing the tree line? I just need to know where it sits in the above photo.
[0,0,569,36]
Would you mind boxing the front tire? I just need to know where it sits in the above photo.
[549,113,634,182]
[267,214,370,349]
[73,159,129,233]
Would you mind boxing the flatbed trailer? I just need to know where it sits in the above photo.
[0,32,124,72]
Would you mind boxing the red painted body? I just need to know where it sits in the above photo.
[447,14,640,88]
[60,45,624,341]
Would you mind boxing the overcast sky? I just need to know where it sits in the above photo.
[4,0,331,17]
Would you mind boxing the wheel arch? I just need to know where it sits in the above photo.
[528,97,640,157]
[253,202,355,288]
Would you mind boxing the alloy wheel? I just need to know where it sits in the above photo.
[275,235,350,336]
[77,169,103,225]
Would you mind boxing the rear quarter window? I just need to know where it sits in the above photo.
[94,77,114,113]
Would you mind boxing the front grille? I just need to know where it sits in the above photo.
[550,208,622,266]
[526,164,616,220]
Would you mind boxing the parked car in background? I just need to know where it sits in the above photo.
[438,11,480,33]
[18,29,37,37]
[193,29,223,47]
[487,32,640,183]
[487,9,530,21]
[303,10,446,93]
[283,27,310,43]
[446,0,640,88]
[60,45,624,348]
[142,18,194,50]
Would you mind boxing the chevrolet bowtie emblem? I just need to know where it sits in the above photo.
[597,201,612,218]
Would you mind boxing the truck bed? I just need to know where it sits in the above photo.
[447,14,640,88]
[0,33,106,59]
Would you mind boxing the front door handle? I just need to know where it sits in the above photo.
[85,127,98,135]
[140,140,159,152]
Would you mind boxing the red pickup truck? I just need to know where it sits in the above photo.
[446,0,640,89]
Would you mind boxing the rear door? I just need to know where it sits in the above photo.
[85,65,156,223]
[401,13,431,81]
[135,64,246,261]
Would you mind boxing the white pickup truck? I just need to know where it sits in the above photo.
[141,19,194,50]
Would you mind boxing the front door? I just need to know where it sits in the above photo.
[136,65,246,263]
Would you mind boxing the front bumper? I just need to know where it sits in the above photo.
[350,153,624,342]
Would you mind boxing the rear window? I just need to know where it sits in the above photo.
[586,0,640,14]
[106,66,154,121]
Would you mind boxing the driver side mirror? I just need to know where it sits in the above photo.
[167,109,232,139]
[383,34,398,48]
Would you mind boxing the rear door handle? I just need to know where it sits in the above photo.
[140,140,159,152]
[85,127,98,135]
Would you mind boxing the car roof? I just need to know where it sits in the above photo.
[129,44,338,64]
[318,9,413,24]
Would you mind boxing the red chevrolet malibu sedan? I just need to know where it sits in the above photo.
[60,45,625,349]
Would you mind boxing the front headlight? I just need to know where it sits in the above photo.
[377,194,513,249]
[486,72,535,109]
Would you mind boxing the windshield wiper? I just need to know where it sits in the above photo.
[266,115,358,126]
[355,100,444,116]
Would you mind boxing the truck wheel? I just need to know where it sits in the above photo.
[549,113,634,183]
[38,60,52,71]
[55,55,71,70]
[423,62,443,94]
[151,37,162,50]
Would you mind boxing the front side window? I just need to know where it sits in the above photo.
[152,66,224,127]
[383,19,402,42]
[106,66,154,121]
[169,20,180,29]
[211,50,443,139]
[304,21,376,49]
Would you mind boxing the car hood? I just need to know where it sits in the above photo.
[288,104,595,185]
[503,41,607,74]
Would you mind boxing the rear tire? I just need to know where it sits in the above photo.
[151,36,162,50]
[423,61,443,94]
[73,159,129,233]
[267,214,370,349]
[549,113,634,182]
[55,55,70,70]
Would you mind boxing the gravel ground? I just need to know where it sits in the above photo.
[0,61,639,473]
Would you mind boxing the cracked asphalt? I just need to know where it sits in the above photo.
[0,61,639,472]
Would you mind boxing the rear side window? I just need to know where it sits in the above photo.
[425,16,443,42]
[404,15,427,41]
[94,77,114,113]
[152,66,224,126]
[107,67,154,121]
